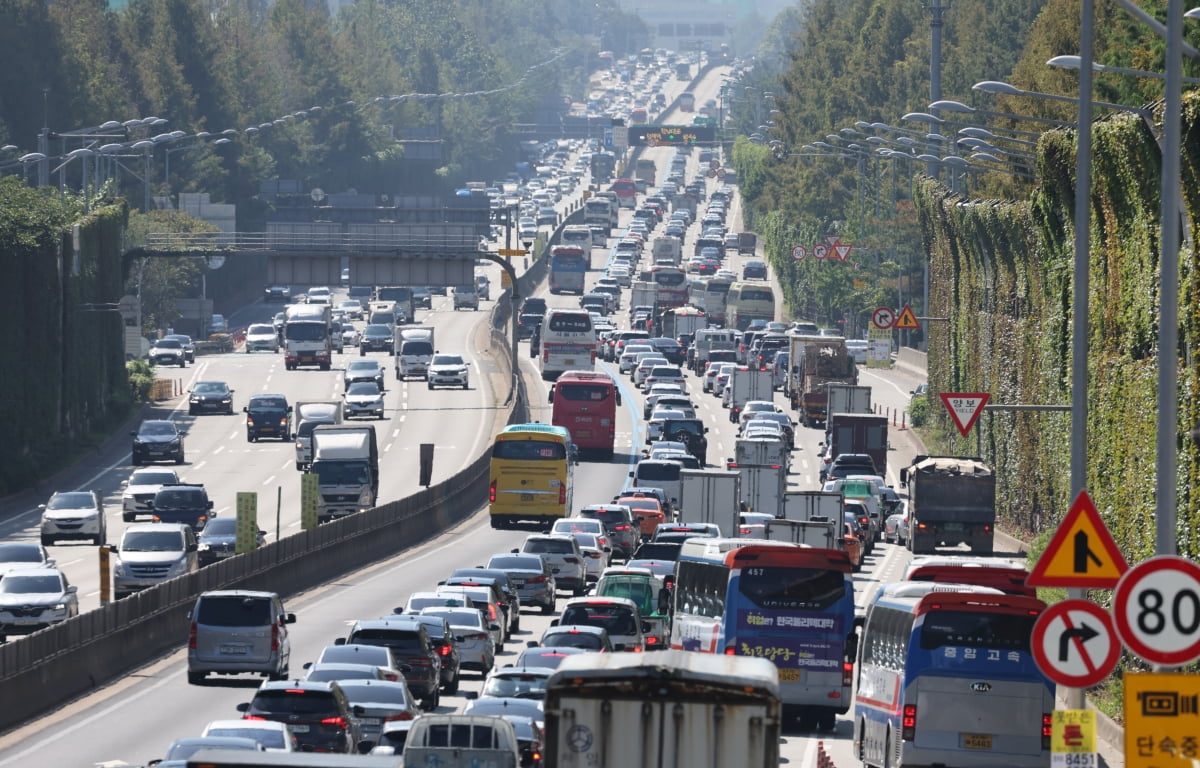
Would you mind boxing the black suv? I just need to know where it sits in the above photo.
[578,504,639,561]
[344,617,441,710]
[409,613,462,694]
[237,680,362,753]
[131,420,185,465]
[659,418,709,466]
[243,394,293,442]
[821,453,879,483]
[521,297,548,316]
[148,484,213,532]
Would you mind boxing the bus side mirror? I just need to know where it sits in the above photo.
[615,391,622,406]
[899,469,909,487]
[548,387,555,404]
[658,590,671,614]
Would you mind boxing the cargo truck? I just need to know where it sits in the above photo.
[826,384,872,416]
[764,517,839,548]
[659,305,707,341]
[677,469,740,536]
[899,455,996,554]
[394,325,435,380]
[726,437,789,518]
[781,490,844,523]
[824,412,889,480]
[283,304,332,370]
[292,400,343,471]
[309,424,379,523]
[543,651,780,768]
[399,715,521,768]
[726,366,775,424]
[629,281,657,317]
[789,336,858,426]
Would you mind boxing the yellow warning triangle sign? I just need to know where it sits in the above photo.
[894,304,920,330]
[1026,490,1128,588]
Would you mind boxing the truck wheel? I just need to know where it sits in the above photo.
[320,363,330,371]
[187,671,206,685]
[360,347,365,357]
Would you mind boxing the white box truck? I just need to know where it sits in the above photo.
[394,325,435,380]
[677,469,740,536]
[543,651,780,768]
[309,424,378,523]
[764,517,840,548]
[781,490,844,522]
[735,465,787,518]
[826,383,872,415]
[727,367,774,423]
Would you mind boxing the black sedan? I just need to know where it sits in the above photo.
[188,381,235,415]
[264,285,291,302]
[197,517,265,565]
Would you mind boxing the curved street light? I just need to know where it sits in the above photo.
[1047,55,1200,85]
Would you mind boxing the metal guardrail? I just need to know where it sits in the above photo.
[143,232,488,253]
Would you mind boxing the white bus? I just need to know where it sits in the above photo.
[538,308,595,381]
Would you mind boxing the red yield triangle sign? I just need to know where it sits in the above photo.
[832,242,853,262]
[939,392,989,436]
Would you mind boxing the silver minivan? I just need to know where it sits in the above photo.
[187,590,295,684]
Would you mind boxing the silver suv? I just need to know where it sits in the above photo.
[187,590,295,684]
[111,523,197,599]
[517,535,586,596]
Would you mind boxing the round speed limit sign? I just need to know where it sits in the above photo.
[1113,555,1200,666]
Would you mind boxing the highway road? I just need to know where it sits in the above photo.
[0,63,1013,768]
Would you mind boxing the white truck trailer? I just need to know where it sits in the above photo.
[677,469,741,536]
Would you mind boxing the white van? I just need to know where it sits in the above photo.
[628,460,683,512]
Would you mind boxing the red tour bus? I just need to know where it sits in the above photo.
[610,178,638,209]
[549,370,622,461]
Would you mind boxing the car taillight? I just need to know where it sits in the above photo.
[723,645,737,655]
[489,480,497,503]
[271,623,280,651]
[1042,713,1053,749]
[842,661,854,686]
[246,417,256,427]
[614,524,630,531]
[543,349,549,362]
[437,644,452,657]
[467,632,489,642]
[189,621,197,650]
[564,556,580,564]
[527,574,547,584]
[488,605,498,621]
[646,636,659,645]
[901,704,917,740]
[243,714,267,721]
[387,712,415,721]
[320,716,347,728]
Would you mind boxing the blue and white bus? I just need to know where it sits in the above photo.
[669,539,857,730]
[549,245,588,295]
[853,582,1053,768]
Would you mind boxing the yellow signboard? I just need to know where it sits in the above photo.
[1051,710,1097,768]
[498,249,526,256]
[301,473,319,531]
[235,492,259,554]
[501,270,512,288]
[1126,672,1200,768]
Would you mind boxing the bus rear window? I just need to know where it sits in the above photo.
[739,289,774,302]
[738,566,846,610]
[547,314,592,333]
[918,610,1037,652]
[556,384,611,402]
[493,441,567,461]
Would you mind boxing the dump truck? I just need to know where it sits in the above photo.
[900,455,997,554]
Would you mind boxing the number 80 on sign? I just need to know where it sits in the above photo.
[1113,556,1200,666]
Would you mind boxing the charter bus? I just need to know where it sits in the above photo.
[725,281,776,330]
[610,178,638,209]
[539,308,595,381]
[670,539,857,729]
[648,266,689,309]
[590,151,617,182]
[853,582,1053,768]
[549,370,621,460]
[548,245,588,295]
[679,92,696,112]
[488,423,575,530]
[904,555,1035,597]
[703,276,734,325]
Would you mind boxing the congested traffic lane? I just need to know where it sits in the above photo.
[0,289,505,616]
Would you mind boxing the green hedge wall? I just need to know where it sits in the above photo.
[0,179,129,494]
[915,100,1200,562]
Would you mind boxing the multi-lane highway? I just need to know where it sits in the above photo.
[0,64,994,768]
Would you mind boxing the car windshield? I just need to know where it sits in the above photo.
[432,355,464,366]
[139,422,177,437]
[47,492,94,510]
[154,489,204,508]
[0,544,45,563]
[194,382,228,394]
[129,471,177,486]
[200,518,237,536]
[348,361,379,372]
[364,325,391,338]
[560,605,638,635]
[247,324,273,335]
[421,609,485,628]
[486,556,543,571]
[205,728,287,750]
[310,461,370,484]
[196,595,273,625]
[0,574,63,593]
[482,671,550,698]
[524,539,573,555]
[346,382,381,396]
[339,682,410,706]
[121,531,182,551]
[251,690,337,715]
[154,339,182,349]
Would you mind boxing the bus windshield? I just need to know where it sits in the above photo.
[919,610,1037,652]
[738,566,847,611]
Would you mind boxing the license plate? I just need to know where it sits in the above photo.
[520,494,535,502]
[564,359,575,365]
[576,430,591,437]
[778,668,802,682]
[943,522,964,532]
[220,644,249,655]
[289,724,310,733]
[551,568,561,573]
[963,734,992,750]
[360,717,381,725]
